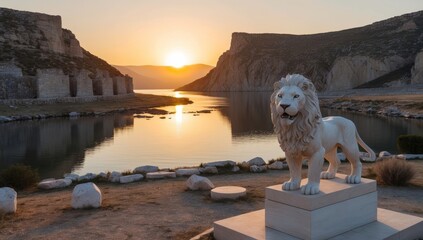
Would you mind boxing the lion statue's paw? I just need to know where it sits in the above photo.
[345,175,361,184]
[320,171,336,179]
[300,182,320,195]
[282,180,300,191]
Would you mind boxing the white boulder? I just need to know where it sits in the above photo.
[38,178,72,189]
[71,182,102,209]
[108,171,122,183]
[119,174,144,183]
[202,160,236,168]
[64,173,79,182]
[337,153,347,161]
[250,165,267,173]
[199,166,218,174]
[98,172,108,179]
[175,168,200,177]
[146,171,176,179]
[231,166,240,172]
[379,151,392,157]
[360,152,374,162]
[0,187,17,213]
[186,175,215,190]
[40,178,55,183]
[69,112,80,118]
[397,154,423,160]
[133,165,159,173]
[268,161,287,170]
[78,173,97,182]
[247,157,266,166]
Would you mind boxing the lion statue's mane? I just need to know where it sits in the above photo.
[270,74,322,153]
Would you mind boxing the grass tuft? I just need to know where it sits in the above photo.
[121,170,133,176]
[373,158,415,186]
[268,157,286,165]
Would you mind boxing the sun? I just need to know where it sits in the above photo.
[165,51,187,68]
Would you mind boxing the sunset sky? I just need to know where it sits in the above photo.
[2,0,423,66]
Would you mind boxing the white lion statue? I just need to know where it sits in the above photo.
[270,74,376,195]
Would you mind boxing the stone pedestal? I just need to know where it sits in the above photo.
[214,174,423,240]
[266,175,377,239]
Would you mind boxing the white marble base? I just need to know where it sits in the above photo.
[265,174,377,239]
[214,174,422,239]
[214,209,423,240]
[266,174,376,210]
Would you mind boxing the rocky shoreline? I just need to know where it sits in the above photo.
[319,88,423,119]
[320,98,423,119]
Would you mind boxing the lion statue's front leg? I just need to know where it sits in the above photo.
[300,147,325,195]
[282,153,302,191]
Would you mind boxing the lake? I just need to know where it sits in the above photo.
[1,90,422,178]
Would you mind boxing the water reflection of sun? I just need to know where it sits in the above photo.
[175,105,183,124]
[174,91,182,98]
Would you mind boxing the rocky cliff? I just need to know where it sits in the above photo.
[0,7,132,99]
[178,11,423,92]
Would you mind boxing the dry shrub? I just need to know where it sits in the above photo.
[0,164,39,190]
[373,158,415,186]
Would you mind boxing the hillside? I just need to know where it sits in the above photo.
[178,11,423,92]
[114,64,213,89]
[0,7,132,99]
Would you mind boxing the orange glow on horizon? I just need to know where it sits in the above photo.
[165,51,189,68]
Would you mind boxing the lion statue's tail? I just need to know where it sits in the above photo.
[356,131,376,161]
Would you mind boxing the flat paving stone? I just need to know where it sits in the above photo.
[211,186,246,200]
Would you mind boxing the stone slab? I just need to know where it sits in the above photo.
[266,173,376,211]
[265,192,377,239]
[146,171,176,179]
[211,186,246,200]
[214,209,423,240]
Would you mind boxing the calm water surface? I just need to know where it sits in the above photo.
[1,89,422,178]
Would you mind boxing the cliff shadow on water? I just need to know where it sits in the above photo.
[0,114,134,178]
[196,91,275,136]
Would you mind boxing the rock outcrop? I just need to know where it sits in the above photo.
[411,50,423,84]
[178,11,423,92]
[0,7,133,99]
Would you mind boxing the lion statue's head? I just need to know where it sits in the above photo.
[270,74,322,152]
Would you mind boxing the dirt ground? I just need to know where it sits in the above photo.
[0,161,422,240]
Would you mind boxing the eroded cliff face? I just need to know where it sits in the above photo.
[411,50,423,84]
[179,11,423,92]
[326,55,407,91]
[0,8,82,57]
[0,7,132,99]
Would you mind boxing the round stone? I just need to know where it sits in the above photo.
[211,186,246,200]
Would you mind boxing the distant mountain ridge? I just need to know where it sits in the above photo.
[114,64,213,89]
[178,11,423,92]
